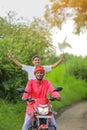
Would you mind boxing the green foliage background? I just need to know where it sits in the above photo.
[0,13,56,101]
[0,13,87,130]
[0,55,87,130]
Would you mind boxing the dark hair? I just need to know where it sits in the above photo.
[32,55,41,61]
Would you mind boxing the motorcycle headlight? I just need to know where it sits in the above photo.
[38,107,49,115]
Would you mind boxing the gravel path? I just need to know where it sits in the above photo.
[56,101,87,130]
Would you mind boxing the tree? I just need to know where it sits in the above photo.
[44,0,87,34]
[0,12,56,101]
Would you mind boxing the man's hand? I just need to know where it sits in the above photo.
[7,52,22,67]
[61,53,65,61]
[7,52,14,60]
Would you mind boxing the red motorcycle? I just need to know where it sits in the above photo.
[17,87,62,130]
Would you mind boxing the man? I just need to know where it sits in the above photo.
[8,52,65,80]
[22,66,61,130]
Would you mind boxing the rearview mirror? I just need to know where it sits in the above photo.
[16,88,28,93]
[53,87,63,92]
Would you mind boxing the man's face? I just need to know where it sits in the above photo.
[35,71,44,81]
[32,57,41,66]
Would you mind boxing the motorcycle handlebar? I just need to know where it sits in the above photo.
[49,97,57,101]
[24,97,60,102]
[25,98,35,102]
[16,86,63,93]
[16,86,63,102]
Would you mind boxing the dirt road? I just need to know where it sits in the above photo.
[56,101,87,130]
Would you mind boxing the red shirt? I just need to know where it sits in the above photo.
[22,79,60,115]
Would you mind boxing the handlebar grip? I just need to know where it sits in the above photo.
[49,97,57,101]
[26,98,35,102]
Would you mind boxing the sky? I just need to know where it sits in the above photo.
[0,0,87,57]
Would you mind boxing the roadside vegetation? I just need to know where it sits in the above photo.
[0,13,87,130]
[0,54,87,130]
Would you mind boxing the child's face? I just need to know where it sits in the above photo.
[32,57,41,66]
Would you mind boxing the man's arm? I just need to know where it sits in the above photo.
[22,80,32,101]
[7,52,22,68]
[51,53,65,69]
[47,81,61,99]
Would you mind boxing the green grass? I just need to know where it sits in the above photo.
[46,65,87,110]
[0,100,25,130]
[0,65,87,130]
